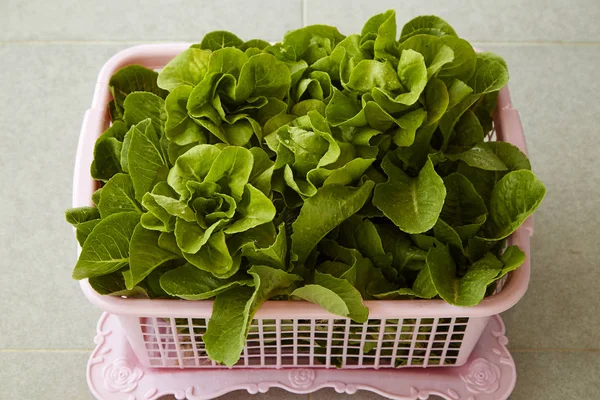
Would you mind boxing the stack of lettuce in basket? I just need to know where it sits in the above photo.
[66,10,546,367]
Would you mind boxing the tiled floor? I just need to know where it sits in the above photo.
[1,0,598,399]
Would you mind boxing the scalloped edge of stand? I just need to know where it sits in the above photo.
[87,313,515,400]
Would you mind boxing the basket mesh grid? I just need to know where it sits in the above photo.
[140,316,470,369]
[130,122,505,371]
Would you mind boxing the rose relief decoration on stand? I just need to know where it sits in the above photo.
[87,283,517,399]
[288,369,316,389]
[460,358,501,394]
[103,358,144,393]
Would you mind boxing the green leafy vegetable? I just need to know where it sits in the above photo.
[373,157,446,234]
[241,223,288,270]
[68,11,545,367]
[89,270,150,298]
[160,263,253,300]
[292,271,369,322]
[66,207,101,246]
[164,85,208,145]
[482,170,546,240]
[97,173,141,217]
[427,245,502,306]
[66,206,100,226]
[497,245,526,280]
[168,144,276,277]
[440,173,487,240]
[400,15,458,40]
[268,111,374,198]
[158,48,211,91]
[291,181,375,264]
[128,224,180,288]
[126,119,169,201]
[123,92,167,134]
[72,212,140,279]
[91,121,128,181]
[108,65,168,121]
[204,265,301,366]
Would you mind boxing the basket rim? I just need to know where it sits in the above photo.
[73,44,533,320]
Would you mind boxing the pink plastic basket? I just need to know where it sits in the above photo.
[73,44,532,371]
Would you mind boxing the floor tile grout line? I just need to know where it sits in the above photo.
[1,39,600,46]
[472,40,600,46]
[0,349,94,353]
[301,0,307,27]
[510,348,600,353]
[0,40,190,45]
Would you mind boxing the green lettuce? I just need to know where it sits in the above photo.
[67,11,545,367]
[166,145,276,278]
[267,111,374,198]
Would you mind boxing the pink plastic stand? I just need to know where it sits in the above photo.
[87,313,516,400]
[79,44,525,400]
